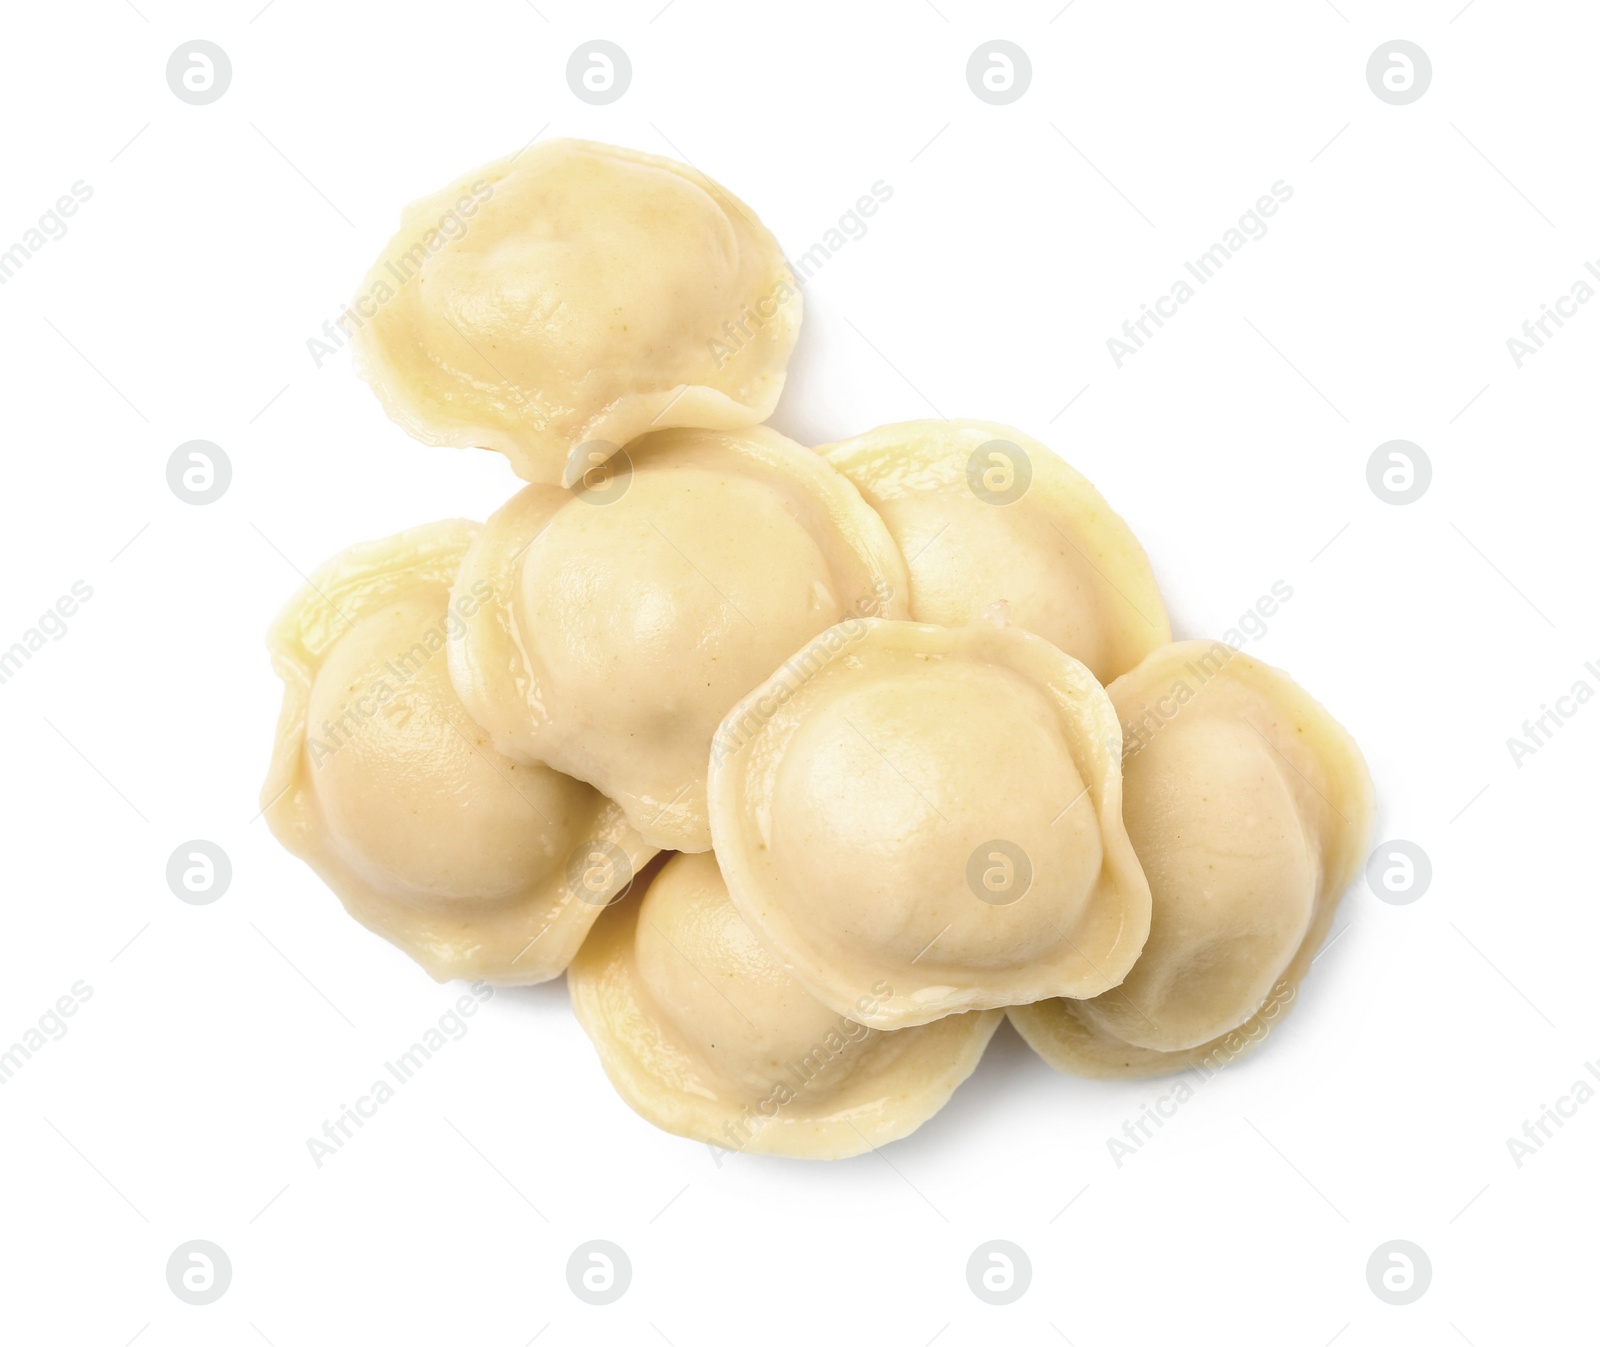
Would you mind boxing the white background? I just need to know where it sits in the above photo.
[1,1,1594,1343]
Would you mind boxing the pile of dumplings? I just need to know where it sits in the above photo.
[262,139,1374,1159]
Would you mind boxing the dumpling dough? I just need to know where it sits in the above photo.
[1009,641,1374,1078]
[449,425,909,853]
[261,520,655,983]
[350,138,800,486]
[707,615,1152,1030]
[569,851,1002,1159]
[820,420,1169,684]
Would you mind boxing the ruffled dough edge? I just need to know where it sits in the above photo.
[447,424,912,853]
[1008,641,1374,1078]
[349,139,802,487]
[819,418,1171,681]
[708,616,1154,1030]
[261,518,655,984]
[568,872,1003,1160]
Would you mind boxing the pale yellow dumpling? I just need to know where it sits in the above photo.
[569,852,1001,1159]
[1009,641,1374,1078]
[820,420,1169,684]
[708,616,1152,1030]
[350,139,800,485]
[261,521,654,983]
[448,425,909,852]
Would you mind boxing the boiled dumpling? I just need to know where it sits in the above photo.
[261,520,654,983]
[448,425,909,853]
[708,614,1152,1030]
[820,419,1169,684]
[569,851,1001,1159]
[1009,641,1373,1077]
[350,139,800,486]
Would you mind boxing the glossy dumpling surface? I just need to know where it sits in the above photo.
[351,139,800,486]
[449,425,909,853]
[569,851,1001,1159]
[261,520,654,983]
[708,616,1152,1030]
[820,419,1169,684]
[1009,641,1374,1078]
